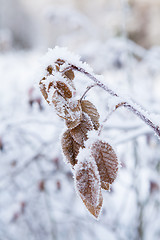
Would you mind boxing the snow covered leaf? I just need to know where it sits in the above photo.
[46,65,53,75]
[61,129,81,166]
[52,90,68,119]
[75,158,102,218]
[65,117,82,130]
[52,93,82,122]
[39,78,49,103]
[91,140,118,187]
[55,58,65,66]
[56,81,72,99]
[81,100,100,130]
[65,100,82,123]
[65,101,82,129]
[70,113,93,146]
[82,190,103,219]
[63,69,75,80]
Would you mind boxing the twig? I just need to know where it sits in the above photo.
[80,84,97,101]
[66,64,160,138]
[103,102,126,122]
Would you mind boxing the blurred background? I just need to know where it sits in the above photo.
[0,0,160,240]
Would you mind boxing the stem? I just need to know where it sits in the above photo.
[80,84,97,101]
[67,64,160,138]
[103,102,126,123]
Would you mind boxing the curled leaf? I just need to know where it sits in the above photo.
[39,78,49,103]
[61,129,81,166]
[75,158,102,218]
[46,65,53,74]
[91,140,118,187]
[56,58,65,66]
[81,100,100,130]
[70,113,93,146]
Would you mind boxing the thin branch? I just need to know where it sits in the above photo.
[80,84,97,101]
[103,102,126,122]
[67,64,160,138]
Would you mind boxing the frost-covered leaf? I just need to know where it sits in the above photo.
[82,190,103,219]
[61,129,81,166]
[63,69,75,80]
[65,100,82,123]
[91,140,118,187]
[56,58,65,66]
[52,90,67,119]
[52,93,82,122]
[65,117,82,130]
[39,77,49,103]
[65,101,82,129]
[56,81,72,99]
[46,65,53,75]
[70,113,93,146]
[75,158,102,218]
[81,100,100,130]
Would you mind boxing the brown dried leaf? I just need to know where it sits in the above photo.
[75,159,101,211]
[81,100,100,130]
[70,113,93,146]
[48,82,53,91]
[61,129,81,166]
[55,64,60,71]
[65,117,81,130]
[46,65,53,74]
[91,140,118,186]
[56,81,72,99]
[83,190,103,219]
[56,59,65,66]
[39,78,49,103]
[55,59,65,71]
[64,69,75,80]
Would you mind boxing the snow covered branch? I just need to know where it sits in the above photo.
[37,46,160,219]
[68,64,160,138]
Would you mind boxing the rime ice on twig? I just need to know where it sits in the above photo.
[67,64,160,139]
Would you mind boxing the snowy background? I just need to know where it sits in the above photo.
[0,0,160,240]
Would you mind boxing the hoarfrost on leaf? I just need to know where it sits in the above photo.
[81,100,100,130]
[61,129,81,166]
[75,155,102,218]
[70,112,93,146]
[91,140,118,187]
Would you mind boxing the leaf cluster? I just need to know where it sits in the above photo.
[39,58,118,218]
